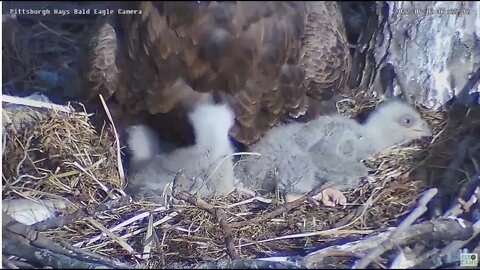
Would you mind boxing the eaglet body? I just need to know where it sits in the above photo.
[235,100,433,201]
[126,103,236,203]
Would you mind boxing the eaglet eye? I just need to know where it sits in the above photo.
[402,117,412,126]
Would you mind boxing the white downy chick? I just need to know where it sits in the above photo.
[126,103,236,203]
[126,124,162,173]
[310,100,433,192]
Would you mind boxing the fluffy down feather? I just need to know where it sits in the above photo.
[126,103,236,203]
[235,100,433,199]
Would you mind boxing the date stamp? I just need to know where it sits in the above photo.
[393,7,471,16]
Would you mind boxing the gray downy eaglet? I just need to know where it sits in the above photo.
[235,100,433,207]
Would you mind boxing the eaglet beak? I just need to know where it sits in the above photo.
[409,122,433,137]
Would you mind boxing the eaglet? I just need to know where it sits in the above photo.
[125,102,237,203]
[235,100,433,207]
[81,1,351,146]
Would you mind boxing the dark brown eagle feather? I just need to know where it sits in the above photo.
[82,1,350,145]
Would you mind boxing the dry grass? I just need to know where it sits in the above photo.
[2,104,123,211]
[2,14,477,269]
[2,97,437,267]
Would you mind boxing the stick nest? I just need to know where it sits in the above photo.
[2,98,444,268]
[2,105,123,207]
[3,14,477,270]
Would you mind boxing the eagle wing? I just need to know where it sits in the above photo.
[82,1,350,145]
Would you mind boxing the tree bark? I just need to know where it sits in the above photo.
[361,1,480,108]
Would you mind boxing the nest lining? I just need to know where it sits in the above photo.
[2,96,441,268]
[3,14,477,269]
[2,104,123,208]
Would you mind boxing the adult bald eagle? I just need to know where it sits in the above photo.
[82,1,351,145]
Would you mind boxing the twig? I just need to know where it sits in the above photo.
[70,161,118,199]
[355,188,438,269]
[173,171,240,259]
[234,178,390,249]
[229,183,333,229]
[98,94,125,182]
[303,231,392,268]
[3,212,132,268]
[215,207,239,259]
[33,196,132,231]
[304,218,474,269]
[85,217,137,257]
[403,219,480,268]
[2,94,77,114]
[84,206,168,246]
[266,182,334,219]
[237,229,376,249]
[119,212,179,241]
[187,258,306,269]
[55,238,133,269]
[142,213,155,260]
[437,219,480,262]
[444,185,480,218]
[2,237,111,269]
[10,134,36,186]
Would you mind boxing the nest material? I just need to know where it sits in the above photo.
[2,12,478,270]
[3,78,464,269]
[2,97,438,268]
[2,103,123,208]
[3,89,478,269]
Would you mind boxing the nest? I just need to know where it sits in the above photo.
[3,95,452,269]
[2,101,123,210]
[2,12,479,270]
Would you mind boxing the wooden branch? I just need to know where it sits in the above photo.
[230,183,333,229]
[266,182,334,219]
[32,196,132,231]
[412,218,480,268]
[2,212,133,269]
[354,188,438,269]
[304,217,474,269]
[2,236,110,269]
[186,258,306,269]
[172,171,240,260]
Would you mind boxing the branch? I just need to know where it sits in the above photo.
[33,196,132,231]
[354,188,438,268]
[177,258,306,269]
[2,212,133,269]
[172,171,239,260]
[303,217,474,269]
